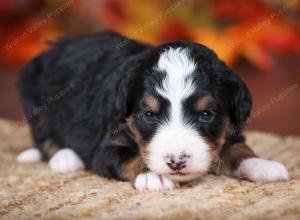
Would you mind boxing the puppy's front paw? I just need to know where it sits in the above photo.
[134,172,176,191]
[48,148,85,173]
[234,158,289,182]
[17,148,41,163]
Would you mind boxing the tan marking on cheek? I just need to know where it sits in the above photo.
[122,155,146,181]
[203,119,231,172]
[126,116,149,161]
[144,94,160,113]
[204,138,218,151]
[205,142,222,175]
[195,96,213,112]
[218,118,231,147]
[126,116,142,143]
[197,136,218,175]
[205,138,219,163]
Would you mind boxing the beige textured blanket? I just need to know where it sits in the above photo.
[0,119,299,220]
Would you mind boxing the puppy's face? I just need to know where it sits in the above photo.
[127,45,250,182]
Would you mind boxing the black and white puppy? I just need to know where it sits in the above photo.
[17,32,288,191]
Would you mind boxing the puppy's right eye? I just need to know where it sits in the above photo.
[144,111,155,118]
[142,110,158,123]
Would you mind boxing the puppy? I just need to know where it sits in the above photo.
[17,32,288,191]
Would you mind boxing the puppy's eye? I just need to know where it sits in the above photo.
[144,111,156,118]
[143,111,158,123]
[145,111,154,117]
[199,110,214,122]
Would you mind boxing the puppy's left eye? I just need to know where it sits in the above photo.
[199,110,214,122]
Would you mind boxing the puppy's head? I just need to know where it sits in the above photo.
[123,42,252,182]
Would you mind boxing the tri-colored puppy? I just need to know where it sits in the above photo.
[17,32,288,191]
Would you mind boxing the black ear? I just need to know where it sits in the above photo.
[113,77,130,121]
[221,65,252,132]
[113,49,155,122]
[110,76,133,137]
[112,58,145,128]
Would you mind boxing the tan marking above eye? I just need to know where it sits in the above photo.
[195,96,213,112]
[144,94,160,113]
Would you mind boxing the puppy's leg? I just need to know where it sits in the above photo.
[125,158,177,191]
[122,154,176,191]
[48,148,85,173]
[92,146,144,181]
[134,172,177,191]
[16,122,46,163]
[17,139,60,163]
[17,148,42,163]
[17,108,49,163]
[215,143,289,182]
[92,146,176,191]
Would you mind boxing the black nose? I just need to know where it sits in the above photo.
[165,153,189,171]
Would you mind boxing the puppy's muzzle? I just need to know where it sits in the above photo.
[164,152,190,171]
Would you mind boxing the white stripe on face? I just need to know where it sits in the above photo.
[156,48,196,109]
[156,48,197,128]
[147,47,211,181]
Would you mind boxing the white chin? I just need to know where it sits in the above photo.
[165,172,204,182]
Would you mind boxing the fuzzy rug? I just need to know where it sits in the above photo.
[0,119,300,220]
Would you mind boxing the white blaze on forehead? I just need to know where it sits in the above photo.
[147,47,211,181]
[156,47,196,102]
[155,47,197,126]
[156,47,196,75]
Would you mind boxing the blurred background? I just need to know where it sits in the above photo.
[0,0,299,135]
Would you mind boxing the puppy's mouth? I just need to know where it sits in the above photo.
[164,171,204,182]
[170,171,188,176]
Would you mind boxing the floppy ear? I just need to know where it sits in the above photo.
[113,79,129,123]
[112,58,145,128]
[221,64,252,132]
[113,73,135,126]
[112,49,155,122]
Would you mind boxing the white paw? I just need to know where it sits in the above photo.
[134,172,176,191]
[48,148,85,173]
[234,158,289,182]
[17,148,42,163]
